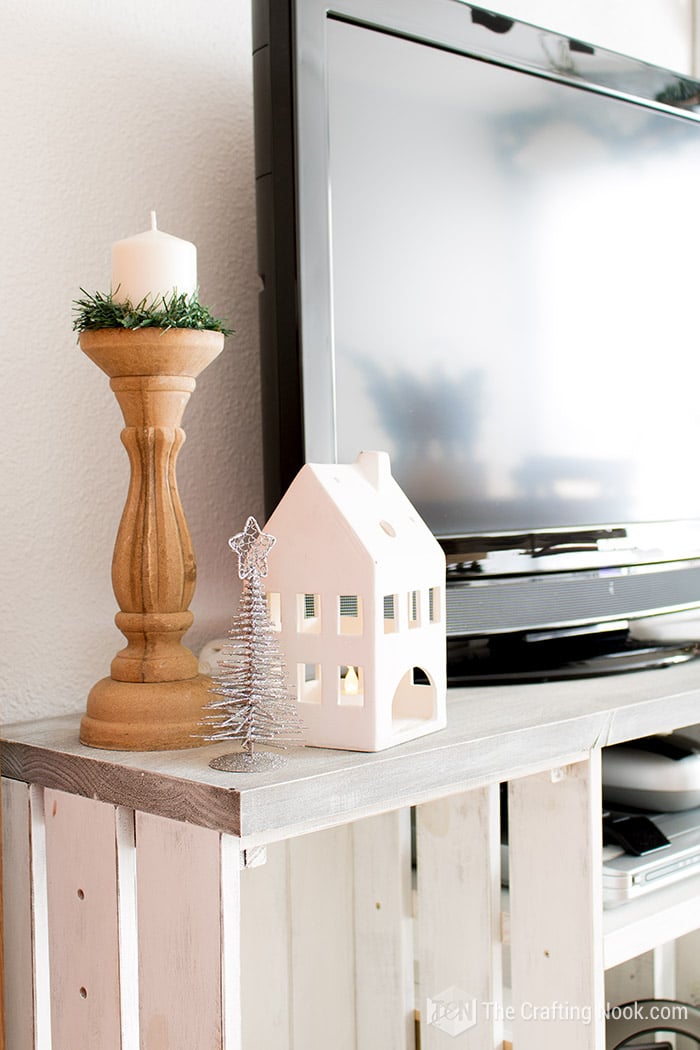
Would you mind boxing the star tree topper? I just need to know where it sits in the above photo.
[228,515,276,580]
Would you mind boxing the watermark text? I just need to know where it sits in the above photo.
[426,989,689,1036]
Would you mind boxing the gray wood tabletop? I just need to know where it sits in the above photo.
[3,660,700,845]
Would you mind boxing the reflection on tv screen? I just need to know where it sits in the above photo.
[327,19,700,536]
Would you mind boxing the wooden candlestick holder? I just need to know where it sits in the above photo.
[79,327,225,751]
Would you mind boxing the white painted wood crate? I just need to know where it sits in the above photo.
[5,660,700,1049]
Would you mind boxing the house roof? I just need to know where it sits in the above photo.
[270,451,445,576]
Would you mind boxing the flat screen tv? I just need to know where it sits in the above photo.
[252,0,700,681]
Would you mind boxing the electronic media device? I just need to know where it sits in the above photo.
[252,0,700,680]
[501,786,700,908]
[603,733,700,812]
[601,806,700,908]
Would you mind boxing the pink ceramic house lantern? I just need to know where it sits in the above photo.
[264,451,447,751]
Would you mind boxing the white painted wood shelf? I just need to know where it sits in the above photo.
[603,871,700,969]
[4,659,700,1050]
[501,875,700,970]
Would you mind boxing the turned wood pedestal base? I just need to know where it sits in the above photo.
[81,674,215,751]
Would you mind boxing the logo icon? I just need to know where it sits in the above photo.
[426,987,478,1037]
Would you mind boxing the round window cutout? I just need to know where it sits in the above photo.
[380,520,397,537]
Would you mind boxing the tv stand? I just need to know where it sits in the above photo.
[447,629,700,685]
[5,662,700,1049]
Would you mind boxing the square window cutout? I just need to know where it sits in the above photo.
[339,595,363,636]
[297,593,321,633]
[383,594,398,633]
[338,665,364,706]
[408,590,420,628]
[297,663,322,703]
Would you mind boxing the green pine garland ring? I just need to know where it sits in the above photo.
[72,288,233,336]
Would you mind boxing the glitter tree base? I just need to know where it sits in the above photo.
[209,750,288,773]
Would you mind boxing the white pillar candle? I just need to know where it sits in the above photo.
[111,211,197,306]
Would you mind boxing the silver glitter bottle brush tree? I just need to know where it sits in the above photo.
[202,516,305,772]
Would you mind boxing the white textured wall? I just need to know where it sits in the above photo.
[2,0,260,724]
[1,0,694,725]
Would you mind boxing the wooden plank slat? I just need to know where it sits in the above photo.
[28,789,51,1050]
[508,755,605,1050]
[29,786,52,1050]
[352,809,415,1050]
[2,778,35,1050]
[288,825,356,1050]
[605,953,655,1012]
[240,840,290,1050]
[415,787,502,1050]
[44,788,121,1050]
[136,812,224,1050]
[116,807,140,1050]
[221,832,243,1050]
[1,770,4,1050]
[675,928,700,1011]
[652,941,677,1000]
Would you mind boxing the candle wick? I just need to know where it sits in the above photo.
[150,210,157,232]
